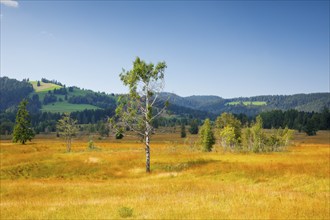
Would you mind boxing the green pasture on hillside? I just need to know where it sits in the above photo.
[41,102,100,113]
[30,81,62,92]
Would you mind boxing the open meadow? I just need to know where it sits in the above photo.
[1,131,329,219]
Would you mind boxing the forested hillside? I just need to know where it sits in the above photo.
[0,77,34,111]
[2,77,328,115]
[1,76,329,135]
[162,92,330,115]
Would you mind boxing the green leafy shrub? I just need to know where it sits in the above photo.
[87,139,95,149]
[118,206,133,218]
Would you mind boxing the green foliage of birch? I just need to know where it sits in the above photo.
[216,112,242,141]
[220,125,239,151]
[242,127,253,152]
[209,113,296,153]
[57,113,78,152]
[250,115,266,152]
[242,116,294,153]
[112,57,167,172]
[216,113,241,150]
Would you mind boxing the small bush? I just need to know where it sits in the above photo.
[118,206,133,218]
[115,131,124,139]
[87,140,95,149]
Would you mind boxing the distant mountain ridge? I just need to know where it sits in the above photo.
[1,77,329,116]
[160,92,330,115]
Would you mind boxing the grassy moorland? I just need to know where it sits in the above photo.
[0,131,329,219]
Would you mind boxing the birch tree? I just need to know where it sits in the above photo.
[57,113,78,152]
[112,57,167,173]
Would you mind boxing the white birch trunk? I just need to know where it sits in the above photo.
[145,130,150,172]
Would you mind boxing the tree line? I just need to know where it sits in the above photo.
[1,105,329,136]
[0,108,114,135]
[199,113,294,153]
[41,78,64,86]
[259,108,330,135]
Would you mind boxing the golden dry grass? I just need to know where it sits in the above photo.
[1,131,329,219]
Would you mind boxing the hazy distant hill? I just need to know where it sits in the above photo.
[161,92,330,115]
[1,77,329,116]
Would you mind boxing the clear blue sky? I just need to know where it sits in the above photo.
[1,0,329,98]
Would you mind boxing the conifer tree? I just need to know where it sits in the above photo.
[12,99,35,144]
[304,118,317,136]
[199,118,215,152]
[189,119,199,134]
[180,124,186,138]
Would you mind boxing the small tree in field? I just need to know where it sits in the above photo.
[250,115,266,152]
[216,112,242,142]
[13,99,35,144]
[189,119,199,134]
[57,113,78,152]
[180,124,186,138]
[111,57,167,173]
[220,125,238,151]
[199,118,215,152]
[304,119,317,136]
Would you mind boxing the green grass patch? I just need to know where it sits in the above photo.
[29,85,102,113]
[31,87,94,101]
[42,102,100,113]
[118,206,134,218]
[154,159,215,172]
[226,101,267,106]
[30,81,62,92]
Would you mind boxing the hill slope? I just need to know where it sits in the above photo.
[1,77,329,116]
[162,92,330,115]
[30,81,62,92]
[0,77,34,111]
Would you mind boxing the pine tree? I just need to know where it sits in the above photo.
[199,118,215,152]
[189,119,199,134]
[304,119,317,136]
[12,99,35,144]
[180,124,186,138]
